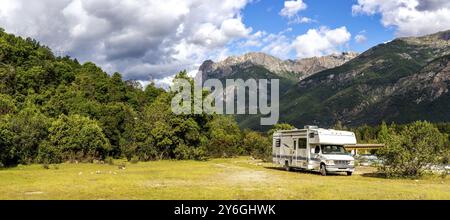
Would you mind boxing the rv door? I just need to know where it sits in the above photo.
[310,145,321,170]
[297,138,307,166]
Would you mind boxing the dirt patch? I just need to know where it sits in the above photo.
[228,170,270,184]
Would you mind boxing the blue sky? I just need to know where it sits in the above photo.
[1,0,449,85]
[234,0,395,58]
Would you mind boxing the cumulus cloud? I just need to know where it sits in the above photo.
[280,0,307,18]
[240,30,267,47]
[288,16,316,25]
[261,32,293,59]
[416,0,450,11]
[292,27,351,58]
[240,26,352,60]
[0,0,252,82]
[352,0,450,37]
[355,34,367,43]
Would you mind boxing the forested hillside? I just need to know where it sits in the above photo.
[0,29,264,167]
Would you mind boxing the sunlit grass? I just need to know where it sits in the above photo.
[0,157,448,200]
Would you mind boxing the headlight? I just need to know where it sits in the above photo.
[349,160,355,166]
[325,160,335,165]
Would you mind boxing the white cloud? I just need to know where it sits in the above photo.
[240,27,352,60]
[240,30,267,47]
[352,0,450,37]
[261,33,293,59]
[280,0,307,18]
[221,18,252,38]
[292,26,351,58]
[288,16,316,25]
[0,0,252,81]
[355,34,367,43]
[237,28,295,59]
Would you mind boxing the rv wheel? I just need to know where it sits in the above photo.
[284,161,291,171]
[347,172,353,176]
[320,164,327,176]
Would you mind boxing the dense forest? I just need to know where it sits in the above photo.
[0,28,272,167]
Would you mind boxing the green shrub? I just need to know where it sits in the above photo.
[204,116,242,157]
[174,144,207,160]
[0,94,16,115]
[37,141,62,164]
[41,114,111,162]
[1,106,51,166]
[377,121,448,178]
[105,156,114,165]
[123,141,158,162]
[192,147,208,161]
[243,131,271,162]
[0,120,14,167]
[130,156,139,164]
[42,163,50,169]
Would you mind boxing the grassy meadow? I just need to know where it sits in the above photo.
[0,157,448,200]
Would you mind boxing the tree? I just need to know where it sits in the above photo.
[39,114,111,163]
[377,121,390,144]
[377,121,448,178]
[0,117,14,167]
[11,105,51,164]
[0,30,254,165]
[242,130,271,161]
[0,94,16,115]
[0,104,51,165]
[144,82,164,104]
[204,115,242,157]
[95,103,136,156]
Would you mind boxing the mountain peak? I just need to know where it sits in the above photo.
[197,52,358,82]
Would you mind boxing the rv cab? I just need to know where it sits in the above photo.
[273,126,356,176]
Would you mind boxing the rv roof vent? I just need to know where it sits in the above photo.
[304,125,318,129]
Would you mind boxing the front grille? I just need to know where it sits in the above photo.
[335,160,349,165]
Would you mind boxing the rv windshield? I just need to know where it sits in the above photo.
[321,145,347,155]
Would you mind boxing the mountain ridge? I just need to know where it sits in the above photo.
[198,30,450,130]
[197,51,358,82]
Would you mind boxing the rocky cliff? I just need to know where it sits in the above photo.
[197,51,358,82]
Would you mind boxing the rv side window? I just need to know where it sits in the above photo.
[309,133,315,138]
[298,138,307,149]
[275,139,280,147]
[314,146,320,154]
[293,140,297,150]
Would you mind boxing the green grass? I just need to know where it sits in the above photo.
[0,157,448,200]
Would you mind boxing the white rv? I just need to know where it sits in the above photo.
[273,126,356,176]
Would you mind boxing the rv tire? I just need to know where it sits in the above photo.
[347,172,353,176]
[320,164,327,176]
[284,161,291,171]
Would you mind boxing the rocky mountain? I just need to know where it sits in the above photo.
[200,30,450,131]
[238,30,450,130]
[197,51,358,82]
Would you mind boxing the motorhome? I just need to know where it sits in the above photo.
[273,126,356,176]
